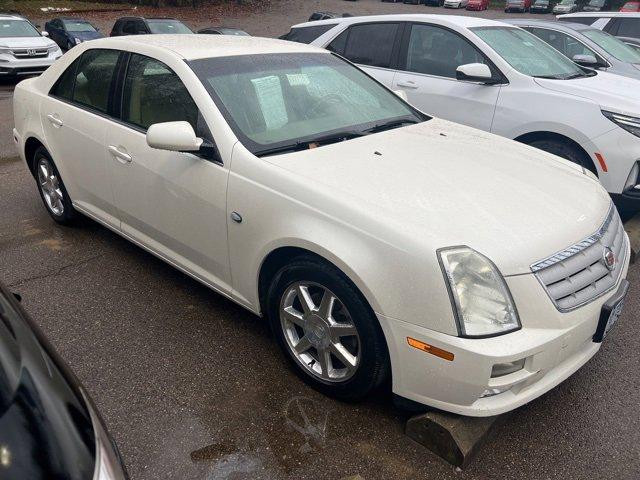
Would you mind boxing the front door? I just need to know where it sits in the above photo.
[105,53,232,291]
[393,23,501,132]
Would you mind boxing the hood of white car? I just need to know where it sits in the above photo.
[0,36,56,49]
[267,118,611,276]
[534,70,640,116]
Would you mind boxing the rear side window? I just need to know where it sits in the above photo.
[558,16,598,26]
[50,59,79,100]
[121,53,198,131]
[71,49,120,113]
[340,23,400,68]
[282,24,336,44]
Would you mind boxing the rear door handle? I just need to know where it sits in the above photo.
[107,145,132,164]
[396,80,418,89]
[47,114,63,127]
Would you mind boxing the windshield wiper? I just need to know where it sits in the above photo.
[254,130,365,157]
[363,118,420,134]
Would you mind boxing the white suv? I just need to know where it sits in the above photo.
[0,14,62,79]
[296,15,640,216]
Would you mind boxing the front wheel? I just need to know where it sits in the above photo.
[267,257,390,401]
[526,139,596,175]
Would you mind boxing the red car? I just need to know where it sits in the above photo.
[620,1,640,11]
[467,0,489,9]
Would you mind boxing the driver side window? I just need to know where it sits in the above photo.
[403,24,488,79]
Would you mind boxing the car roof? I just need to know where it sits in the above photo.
[0,14,26,20]
[506,19,598,32]
[86,34,327,60]
[292,14,509,30]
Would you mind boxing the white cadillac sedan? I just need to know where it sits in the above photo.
[12,35,630,416]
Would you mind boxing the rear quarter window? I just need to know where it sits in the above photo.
[281,24,337,44]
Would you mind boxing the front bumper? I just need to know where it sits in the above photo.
[379,239,630,417]
[0,54,61,77]
[590,126,640,199]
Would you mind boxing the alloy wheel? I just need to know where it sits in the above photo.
[280,282,361,383]
[37,158,64,216]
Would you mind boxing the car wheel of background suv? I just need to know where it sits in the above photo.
[267,256,390,401]
[527,138,597,175]
[33,147,78,225]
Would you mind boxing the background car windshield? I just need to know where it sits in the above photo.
[582,29,640,63]
[559,0,576,4]
[0,20,40,38]
[588,0,605,5]
[147,20,192,34]
[63,21,97,33]
[189,53,422,154]
[473,27,584,78]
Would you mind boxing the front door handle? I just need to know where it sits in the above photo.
[47,114,63,127]
[107,145,132,164]
[396,80,418,89]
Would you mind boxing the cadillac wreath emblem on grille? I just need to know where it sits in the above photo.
[602,246,616,271]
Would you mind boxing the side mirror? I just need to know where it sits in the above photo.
[456,63,495,84]
[41,31,49,37]
[572,54,599,67]
[393,89,408,102]
[147,121,203,152]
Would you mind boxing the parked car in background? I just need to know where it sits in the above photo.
[530,0,557,12]
[12,34,631,416]
[308,12,352,21]
[303,14,640,216]
[0,281,128,479]
[558,13,640,42]
[508,19,640,80]
[554,0,581,13]
[0,13,62,79]
[45,17,102,50]
[197,27,249,36]
[506,0,533,12]
[110,17,192,36]
[583,0,614,11]
[620,1,640,11]
[444,0,469,8]
[467,0,490,10]
[425,0,446,6]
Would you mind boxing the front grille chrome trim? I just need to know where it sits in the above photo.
[531,203,628,312]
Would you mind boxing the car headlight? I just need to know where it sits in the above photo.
[602,110,640,138]
[438,246,520,337]
[74,37,82,45]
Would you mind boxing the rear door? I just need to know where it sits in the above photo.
[392,22,501,131]
[105,53,232,291]
[40,48,122,228]
[325,22,403,88]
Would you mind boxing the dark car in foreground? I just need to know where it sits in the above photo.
[45,17,102,50]
[110,17,192,36]
[0,281,127,480]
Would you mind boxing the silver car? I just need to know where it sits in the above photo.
[507,19,640,81]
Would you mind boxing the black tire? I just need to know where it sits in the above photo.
[266,256,390,401]
[527,138,596,175]
[33,146,78,225]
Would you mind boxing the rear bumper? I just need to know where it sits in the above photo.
[379,241,630,417]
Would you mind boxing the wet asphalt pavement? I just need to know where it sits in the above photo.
[2,3,640,475]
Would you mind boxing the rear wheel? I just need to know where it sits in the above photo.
[34,147,78,225]
[267,257,390,401]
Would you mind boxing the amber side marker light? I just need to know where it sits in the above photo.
[595,153,608,173]
[407,337,454,361]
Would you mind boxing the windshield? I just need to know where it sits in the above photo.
[0,19,40,38]
[588,0,605,5]
[473,27,587,79]
[189,53,425,156]
[63,20,97,33]
[559,0,576,4]
[147,19,192,34]
[582,29,640,63]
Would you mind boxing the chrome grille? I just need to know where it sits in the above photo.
[12,48,48,59]
[531,204,627,312]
